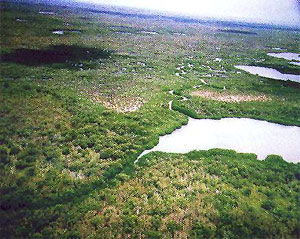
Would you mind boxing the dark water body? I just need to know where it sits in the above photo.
[219,29,257,35]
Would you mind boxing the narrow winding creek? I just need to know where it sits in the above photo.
[138,89,300,163]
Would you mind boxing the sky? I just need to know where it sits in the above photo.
[77,0,300,27]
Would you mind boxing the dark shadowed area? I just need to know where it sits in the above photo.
[218,29,258,35]
[0,45,111,67]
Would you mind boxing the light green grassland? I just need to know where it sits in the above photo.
[0,2,300,238]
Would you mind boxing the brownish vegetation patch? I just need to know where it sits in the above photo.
[89,92,146,113]
[191,90,270,102]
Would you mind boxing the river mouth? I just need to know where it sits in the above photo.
[139,118,300,163]
[235,65,300,83]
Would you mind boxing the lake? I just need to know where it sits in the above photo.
[52,30,64,35]
[139,118,300,163]
[235,65,300,83]
[139,117,300,163]
[138,55,300,163]
[290,61,300,66]
[267,52,300,61]
[52,30,81,35]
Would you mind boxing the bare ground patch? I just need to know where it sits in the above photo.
[191,90,270,103]
[88,92,146,113]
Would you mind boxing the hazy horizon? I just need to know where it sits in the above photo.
[76,0,300,27]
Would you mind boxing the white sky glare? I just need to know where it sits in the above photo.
[77,0,300,27]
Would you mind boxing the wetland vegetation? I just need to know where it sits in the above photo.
[0,1,300,238]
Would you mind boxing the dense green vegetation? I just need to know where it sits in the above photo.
[173,87,300,126]
[93,150,299,238]
[1,1,300,238]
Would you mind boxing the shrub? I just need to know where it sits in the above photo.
[62,146,71,155]
[191,222,214,239]
[43,147,60,162]
[261,200,276,211]
[9,145,20,155]
[15,160,31,169]
[0,145,9,163]
[172,101,198,118]
[24,166,35,176]
[242,188,251,196]
[151,215,162,230]
[265,155,285,164]
[166,220,182,238]
[145,230,162,239]
[76,138,88,149]
[116,173,130,182]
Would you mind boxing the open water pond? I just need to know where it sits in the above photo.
[290,61,300,66]
[52,30,64,35]
[139,118,300,163]
[52,30,81,35]
[267,52,300,61]
[235,65,300,83]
